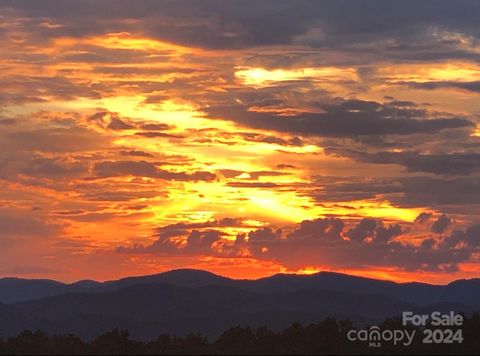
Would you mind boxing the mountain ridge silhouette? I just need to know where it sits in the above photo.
[1,268,480,304]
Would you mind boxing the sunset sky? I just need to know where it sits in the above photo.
[1,0,480,284]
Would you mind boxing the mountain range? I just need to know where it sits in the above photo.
[0,269,479,340]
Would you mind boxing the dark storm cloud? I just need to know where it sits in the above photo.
[240,133,304,147]
[82,190,159,202]
[92,160,159,177]
[118,218,253,255]
[139,123,173,131]
[227,182,281,188]
[0,127,111,153]
[119,150,154,158]
[134,131,183,139]
[312,175,480,214]
[431,214,452,234]
[325,148,480,175]
[18,157,87,179]
[118,216,480,272]
[0,94,47,106]
[155,218,246,236]
[276,164,297,170]
[395,176,480,207]
[244,217,478,272]
[404,81,480,93]
[442,224,480,249]
[207,100,473,138]
[0,76,107,102]
[343,219,403,246]
[415,212,433,224]
[310,178,401,203]
[3,1,480,51]
[120,229,224,255]
[0,0,315,49]
[94,66,198,78]
[93,160,217,181]
[107,118,135,130]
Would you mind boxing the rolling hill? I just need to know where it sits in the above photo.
[0,269,478,339]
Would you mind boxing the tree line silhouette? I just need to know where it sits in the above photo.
[1,314,479,355]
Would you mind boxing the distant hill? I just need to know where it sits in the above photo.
[0,278,78,304]
[0,269,227,303]
[0,269,478,339]
[100,269,232,291]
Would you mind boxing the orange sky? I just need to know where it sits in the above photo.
[1,1,480,284]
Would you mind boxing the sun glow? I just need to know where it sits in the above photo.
[235,66,357,87]
[472,126,480,137]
